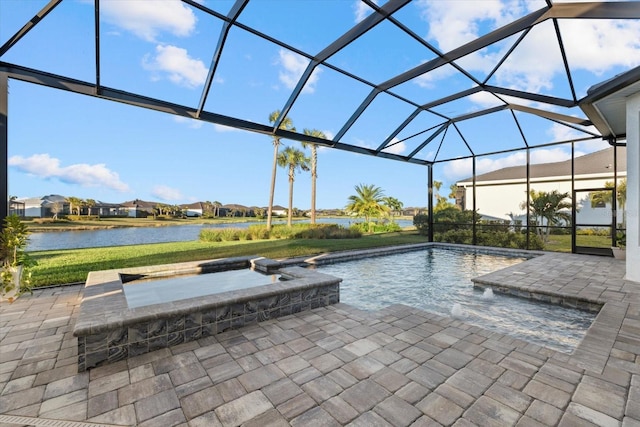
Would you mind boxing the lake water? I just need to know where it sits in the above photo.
[27,218,414,251]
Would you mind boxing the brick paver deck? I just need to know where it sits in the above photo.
[1,251,639,426]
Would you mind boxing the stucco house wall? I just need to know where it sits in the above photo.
[456,149,626,226]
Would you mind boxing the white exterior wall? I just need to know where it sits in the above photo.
[462,174,625,224]
[24,206,43,217]
[626,92,640,282]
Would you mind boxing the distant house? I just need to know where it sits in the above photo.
[14,195,129,218]
[90,202,127,217]
[272,205,287,216]
[181,202,204,217]
[16,194,68,218]
[120,199,158,218]
[8,198,25,217]
[455,148,627,224]
[221,204,253,217]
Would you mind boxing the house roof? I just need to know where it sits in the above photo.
[181,202,204,210]
[120,199,158,209]
[458,148,627,184]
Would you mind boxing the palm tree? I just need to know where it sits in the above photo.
[345,184,389,232]
[154,203,164,217]
[383,196,404,219]
[267,110,295,231]
[66,196,83,216]
[590,178,627,227]
[302,129,327,224]
[521,190,572,243]
[277,146,310,226]
[213,201,222,218]
[85,199,96,217]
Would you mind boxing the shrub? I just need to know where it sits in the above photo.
[413,214,429,235]
[576,227,610,236]
[199,228,245,242]
[200,223,361,242]
[349,221,400,234]
[32,218,71,224]
[293,224,361,239]
[432,229,544,250]
[67,215,99,221]
[435,229,472,244]
[247,224,270,240]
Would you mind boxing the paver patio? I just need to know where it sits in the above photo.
[1,250,639,426]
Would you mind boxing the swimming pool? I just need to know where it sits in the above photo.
[312,248,597,353]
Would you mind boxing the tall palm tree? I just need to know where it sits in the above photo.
[277,146,310,226]
[213,201,222,218]
[267,110,295,231]
[66,196,83,216]
[345,184,389,232]
[302,129,327,224]
[85,199,96,217]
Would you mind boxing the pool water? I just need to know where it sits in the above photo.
[124,269,280,308]
[314,248,596,353]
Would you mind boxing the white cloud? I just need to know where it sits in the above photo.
[418,0,506,52]
[151,185,183,201]
[213,123,242,132]
[101,0,197,42]
[381,138,406,155]
[467,90,505,108]
[548,122,598,143]
[277,49,322,94]
[575,138,611,154]
[414,64,458,89]
[173,116,203,129]
[442,146,575,181]
[353,0,378,23]
[559,20,640,76]
[415,0,640,95]
[529,147,571,164]
[9,154,130,192]
[143,45,208,88]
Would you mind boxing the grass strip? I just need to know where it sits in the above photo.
[30,231,429,287]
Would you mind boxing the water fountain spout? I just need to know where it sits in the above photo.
[481,287,494,300]
[451,303,464,319]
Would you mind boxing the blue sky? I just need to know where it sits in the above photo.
[2,0,639,209]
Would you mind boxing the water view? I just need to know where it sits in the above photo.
[314,248,596,353]
[27,218,414,251]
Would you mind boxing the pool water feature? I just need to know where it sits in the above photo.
[313,248,597,353]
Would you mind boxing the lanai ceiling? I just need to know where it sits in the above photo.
[1,0,639,166]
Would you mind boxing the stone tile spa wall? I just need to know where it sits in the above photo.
[73,257,341,371]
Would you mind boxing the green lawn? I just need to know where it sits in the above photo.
[543,234,613,252]
[29,231,429,287]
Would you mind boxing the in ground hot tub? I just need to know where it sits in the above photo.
[73,256,341,371]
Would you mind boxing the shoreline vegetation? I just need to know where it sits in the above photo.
[24,215,414,233]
